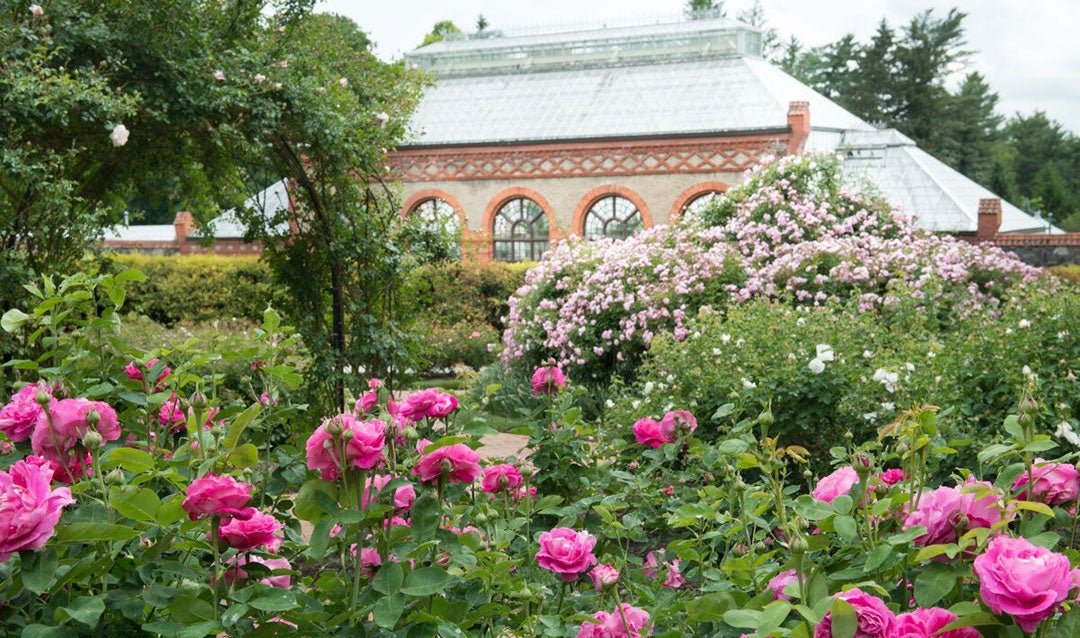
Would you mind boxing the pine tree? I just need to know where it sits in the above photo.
[846,20,896,126]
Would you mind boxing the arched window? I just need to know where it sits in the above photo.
[493,198,549,262]
[682,191,723,219]
[584,195,643,239]
[409,197,462,260]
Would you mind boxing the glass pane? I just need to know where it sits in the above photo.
[494,197,549,262]
[585,195,642,240]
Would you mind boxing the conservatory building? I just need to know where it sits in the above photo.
[391,14,1049,263]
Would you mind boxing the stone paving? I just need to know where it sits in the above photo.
[477,432,530,460]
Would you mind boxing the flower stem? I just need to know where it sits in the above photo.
[210,517,222,622]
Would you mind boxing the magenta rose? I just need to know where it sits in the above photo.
[812,466,860,504]
[767,569,799,601]
[182,474,255,521]
[482,464,523,493]
[879,468,904,485]
[903,485,963,546]
[305,414,386,481]
[1012,458,1080,506]
[0,456,75,562]
[814,588,895,638]
[536,527,597,582]
[531,365,567,396]
[0,382,50,442]
[215,511,283,550]
[361,474,415,512]
[659,410,697,440]
[974,535,1074,633]
[355,391,378,415]
[223,554,292,589]
[577,603,651,638]
[893,607,980,638]
[398,388,459,421]
[957,476,1005,531]
[31,398,120,480]
[633,418,667,449]
[663,558,686,589]
[158,393,185,430]
[590,564,619,592]
[125,358,171,389]
[413,443,481,484]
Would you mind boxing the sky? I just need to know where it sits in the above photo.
[318,0,1080,134]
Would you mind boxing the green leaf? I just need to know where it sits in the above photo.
[115,269,147,283]
[716,439,749,455]
[166,596,216,623]
[831,494,854,515]
[864,544,893,572]
[263,306,281,333]
[58,596,106,627]
[373,562,404,595]
[101,447,154,474]
[401,566,451,596]
[20,548,58,594]
[915,562,955,607]
[833,515,858,542]
[411,494,440,543]
[1047,605,1080,637]
[712,403,735,420]
[2,308,29,333]
[758,600,792,634]
[224,403,260,450]
[155,496,186,527]
[21,625,67,638]
[793,495,834,521]
[1003,415,1024,441]
[830,598,858,638]
[111,487,162,522]
[295,479,338,523]
[57,522,141,543]
[227,443,259,469]
[685,592,735,622]
[721,609,761,629]
[247,587,298,612]
[888,526,927,545]
[373,593,405,628]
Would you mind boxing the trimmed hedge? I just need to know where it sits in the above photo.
[100,253,284,325]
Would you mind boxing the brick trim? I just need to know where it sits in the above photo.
[571,185,653,237]
[400,188,470,233]
[669,181,730,221]
[390,133,786,183]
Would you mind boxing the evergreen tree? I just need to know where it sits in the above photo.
[847,20,897,126]
[940,72,1002,186]
[419,20,461,48]
[686,0,724,20]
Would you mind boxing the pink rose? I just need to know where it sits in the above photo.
[659,410,697,440]
[482,464,523,493]
[577,604,651,638]
[893,607,980,638]
[31,398,120,479]
[158,393,185,430]
[368,378,383,390]
[125,358,171,388]
[957,476,1005,531]
[305,415,386,481]
[903,486,963,546]
[412,443,480,484]
[536,527,597,582]
[223,554,291,589]
[398,388,458,421]
[361,475,415,512]
[0,382,51,442]
[590,563,619,592]
[0,456,75,562]
[182,474,255,521]
[812,466,859,504]
[664,558,686,589]
[1012,458,1080,506]
[355,391,378,415]
[531,365,567,396]
[974,535,1074,633]
[879,468,904,485]
[767,569,799,601]
[643,551,658,579]
[358,547,382,578]
[633,418,666,449]
[814,588,895,638]
[215,511,283,550]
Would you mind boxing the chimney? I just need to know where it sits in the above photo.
[174,211,193,255]
[787,101,810,155]
[976,198,1002,243]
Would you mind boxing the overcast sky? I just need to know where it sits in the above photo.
[318,0,1080,134]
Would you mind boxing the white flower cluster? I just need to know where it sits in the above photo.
[873,368,899,393]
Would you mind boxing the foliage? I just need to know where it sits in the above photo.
[100,254,283,326]
[4,272,1080,637]
[500,155,1043,387]
[632,285,1080,470]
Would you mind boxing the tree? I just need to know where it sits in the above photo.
[476,14,489,33]
[685,0,724,20]
[419,19,461,48]
[846,20,897,126]
[0,1,424,412]
[939,72,1002,186]
[736,0,779,60]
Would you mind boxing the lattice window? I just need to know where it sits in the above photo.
[409,197,462,260]
[584,195,643,239]
[683,191,723,219]
[493,198,549,262]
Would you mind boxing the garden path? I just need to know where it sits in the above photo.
[477,432,529,460]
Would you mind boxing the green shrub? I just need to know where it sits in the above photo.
[627,285,1080,467]
[99,253,284,325]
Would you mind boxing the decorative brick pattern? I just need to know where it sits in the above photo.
[390,133,786,183]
